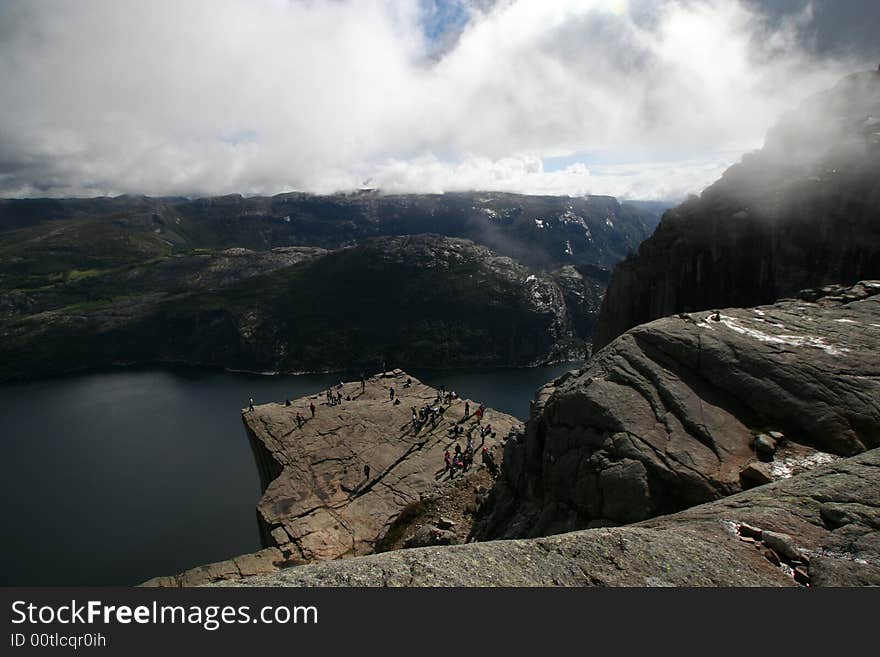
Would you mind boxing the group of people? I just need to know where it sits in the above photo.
[326,388,346,406]
[444,443,471,476]
[444,443,499,479]
[251,374,504,482]
[412,404,445,430]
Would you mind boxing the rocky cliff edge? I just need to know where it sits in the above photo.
[213,447,880,587]
[474,281,880,540]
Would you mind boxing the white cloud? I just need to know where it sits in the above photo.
[0,0,864,200]
[362,153,738,200]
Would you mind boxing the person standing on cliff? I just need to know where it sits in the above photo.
[364,464,371,480]
[248,397,255,412]
[310,401,316,418]
[361,372,366,392]
[465,401,470,419]
[389,386,395,401]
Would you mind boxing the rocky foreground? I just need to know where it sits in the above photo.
[214,448,880,587]
[474,281,880,540]
[143,370,518,586]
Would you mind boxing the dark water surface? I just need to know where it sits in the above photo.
[0,362,580,586]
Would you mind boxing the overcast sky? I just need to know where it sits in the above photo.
[1,0,878,201]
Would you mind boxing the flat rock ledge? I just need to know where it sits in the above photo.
[212,447,880,587]
[142,369,518,586]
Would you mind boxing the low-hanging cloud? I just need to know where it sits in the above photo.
[0,0,866,200]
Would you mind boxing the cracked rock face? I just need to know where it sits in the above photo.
[473,282,880,540]
[213,448,880,587]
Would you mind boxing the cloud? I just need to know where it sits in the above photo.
[363,153,739,201]
[0,0,868,200]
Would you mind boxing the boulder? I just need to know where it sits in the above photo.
[761,531,805,562]
[754,434,777,460]
[474,282,880,540]
[740,462,773,488]
[405,526,459,548]
[437,517,456,530]
[762,548,781,567]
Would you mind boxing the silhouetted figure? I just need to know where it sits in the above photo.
[248,397,255,412]
[482,447,498,477]
[364,464,371,480]
[310,401,316,418]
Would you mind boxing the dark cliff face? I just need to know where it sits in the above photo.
[0,235,589,380]
[593,70,880,351]
[474,282,880,541]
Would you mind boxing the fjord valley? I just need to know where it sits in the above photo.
[0,192,662,382]
[149,68,880,588]
[3,64,880,590]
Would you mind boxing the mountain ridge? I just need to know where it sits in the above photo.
[593,69,880,350]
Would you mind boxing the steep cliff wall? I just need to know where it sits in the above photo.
[594,70,880,351]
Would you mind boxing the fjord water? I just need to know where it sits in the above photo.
[0,362,579,585]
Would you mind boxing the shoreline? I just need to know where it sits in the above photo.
[0,357,585,387]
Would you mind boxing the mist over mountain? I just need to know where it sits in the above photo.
[1,0,873,200]
[594,68,880,350]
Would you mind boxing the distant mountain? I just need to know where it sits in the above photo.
[593,69,880,350]
[0,190,666,380]
[0,191,663,281]
[0,235,596,381]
